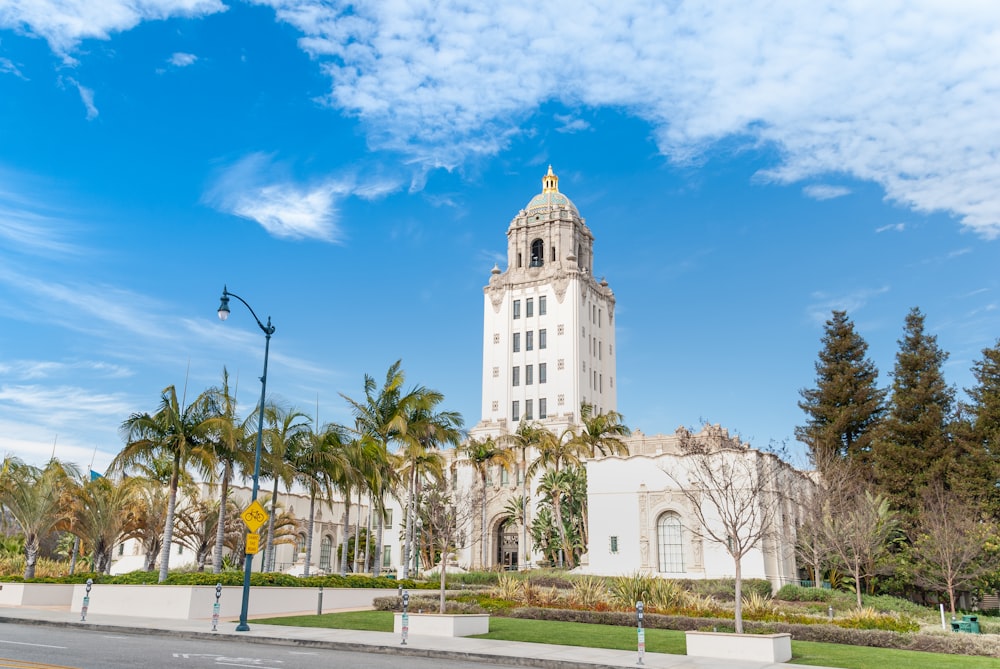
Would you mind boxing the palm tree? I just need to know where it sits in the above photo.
[292,420,351,577]
[341,360,418,575]
[397,391,463,578]
[502,421,549,569]
[113,384,215,582]
[458,437,515,569]
[260,403,309,571]
[202,369,254,574]
[69,475,140,574]
[171,494,220,571]
[0,458,79,578]
[566,404,630,547]
[527,429,587,567]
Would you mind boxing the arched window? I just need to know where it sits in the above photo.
[530,239,544,267]
[296,533,307,556]
[320,535,333,570]
[657,513,684,573]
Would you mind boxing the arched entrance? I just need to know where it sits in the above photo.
[497,523,519,570]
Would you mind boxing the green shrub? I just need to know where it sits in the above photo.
[835,607,920,633]
[776,584,831,602]
[570,576,608,608]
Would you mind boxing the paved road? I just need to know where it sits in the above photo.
[0,623,510,669]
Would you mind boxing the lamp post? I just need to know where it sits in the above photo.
[217,285,274,632]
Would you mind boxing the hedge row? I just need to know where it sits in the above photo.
[504,607,1000,658]
[1,572,433,590]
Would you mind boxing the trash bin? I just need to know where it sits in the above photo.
[950,621,962,633]
[962,615,980,634]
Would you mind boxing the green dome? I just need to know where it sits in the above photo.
[525,166,579,216]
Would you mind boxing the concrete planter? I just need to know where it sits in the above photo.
[393,612,490,637]
[685,631,792,663]
[61,585,396,620]
[0,583,75,607]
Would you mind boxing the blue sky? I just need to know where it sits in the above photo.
[2,1,999,473]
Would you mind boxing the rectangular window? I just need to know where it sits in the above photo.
[383,545,392,568]
[525,399,533,420]
[526,298,533,317]
[500,466,509,485]
[513,333,520,352]
[539,363,547,384]
[384,508,393,527]
[600,374,603,392]
[539,328,547,349]
[539,397,547,419]
[513,300,521,319]
[526,364,533,385]
[512,400,520,422]
[610,536,619,553]
[539,295,547,315]
[599,340,602,359]
[526,330,534,350]
[512,366,520,386]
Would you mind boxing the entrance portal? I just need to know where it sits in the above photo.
[498,524,519,570]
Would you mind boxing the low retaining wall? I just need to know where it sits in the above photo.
[685,631,792,663]
[0,583,75,608]
[61,585,396,620]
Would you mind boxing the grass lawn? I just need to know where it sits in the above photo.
[252,611,1000,669]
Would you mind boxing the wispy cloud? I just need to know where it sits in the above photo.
[0,359,133,380]
[0,0,226,59]
[875,223,906,234]
[169,52,198,67]
[204,152,401,242]
[246,0,1000,238]
[0,56,26,79]
[554,114,590,134]
[0,171,87,257]
[803,184,850,201]
[72,78,98,120]
[806,286,891,325]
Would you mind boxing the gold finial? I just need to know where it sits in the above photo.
[542,165,559,193]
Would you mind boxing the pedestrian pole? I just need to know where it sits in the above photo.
[81,578,93,621]
[212,583,222,631]
[317,586,324,615]
[636,601,645,665]
[940,603,946,630]
[401,590,410,645]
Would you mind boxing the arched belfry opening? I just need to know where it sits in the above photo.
[530,238,544,267]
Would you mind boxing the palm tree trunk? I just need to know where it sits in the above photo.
[402,468,417,579]
[521,455,529,570]
[303,490,316,577]
[265,477,279,571]
[69,536,79,575]
[352,488,362,573]
[480,472,488,569]
[213,461,231,574]
[23,533,39,579]
[552,491,569,568]
[339,490,351,576]
[158,455,181,583]
[373,504,384,577]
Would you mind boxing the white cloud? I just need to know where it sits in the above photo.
[554,114,590,134]
[169,52,198,67]
[248,0,1000,238]
[806,286,890,325]
[0,56,26,78]
[72,79,98,119]
[204,152,401,242]
[875,223,906,234]
[0,0,226,58]
[803,184,850,201]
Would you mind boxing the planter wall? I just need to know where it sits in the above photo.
[393,612,490,637]
[0,583,75,608]
[62,585,395,620]
[685,631,792,663]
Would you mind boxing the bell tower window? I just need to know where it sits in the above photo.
[530,239,544,267]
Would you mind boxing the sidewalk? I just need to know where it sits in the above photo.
[0,605,838,669]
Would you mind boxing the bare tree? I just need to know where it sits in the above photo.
[417,481,478,614]
[796,452,859,587]
[822,488,897,608]
[911,484,999,615]
[661,425,786,634]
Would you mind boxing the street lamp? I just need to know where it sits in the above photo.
[217,285,274,632]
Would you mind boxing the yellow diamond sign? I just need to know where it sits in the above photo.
[241,500,268,532]
[245,532,260,555]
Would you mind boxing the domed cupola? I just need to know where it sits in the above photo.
[525,165,580,218]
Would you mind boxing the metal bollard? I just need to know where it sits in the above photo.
[636,601,645,665]
[317,586,324,615]
[212,583,222,631]
[81,578,93,621]
[400,590,410,645]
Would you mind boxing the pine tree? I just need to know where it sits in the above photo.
[797,310,886,474]
[954,339,1000,515]
[873,307,956,524]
